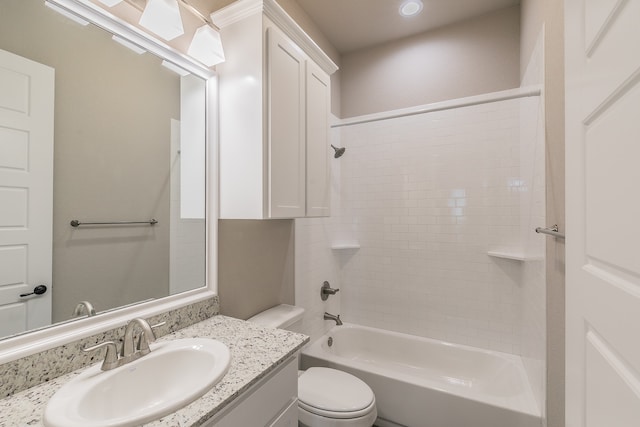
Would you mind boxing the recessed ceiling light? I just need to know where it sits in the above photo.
[399,0,423,17]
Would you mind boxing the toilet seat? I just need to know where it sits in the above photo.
[298,368,376,419]
[299,398,376,419]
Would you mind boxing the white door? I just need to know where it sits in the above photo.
[0,49,54,337]
[565,0,640,426]
[267,28,306,218]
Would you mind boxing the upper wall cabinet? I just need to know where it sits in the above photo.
[214,0,338,219]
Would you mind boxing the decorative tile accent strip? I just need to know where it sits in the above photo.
[0,296,219,398]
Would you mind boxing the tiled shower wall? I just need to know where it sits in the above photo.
[296,95,545,358]
[338,100,525,353]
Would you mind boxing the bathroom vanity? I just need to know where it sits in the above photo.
[0,316,307,426]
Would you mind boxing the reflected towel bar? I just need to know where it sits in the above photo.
[70,219,158,227]
[535,224,565,239]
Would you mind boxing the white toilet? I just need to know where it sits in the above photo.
[248,304,378,427]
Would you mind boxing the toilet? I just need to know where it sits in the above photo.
[248,305,378,427]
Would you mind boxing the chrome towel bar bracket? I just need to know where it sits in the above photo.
[535,224,565,239]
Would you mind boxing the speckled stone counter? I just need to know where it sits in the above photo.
[0,316,308,427]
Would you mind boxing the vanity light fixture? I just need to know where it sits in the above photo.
[136,0,225,66]
[188,25,225,67]
[399,0,423,17]
[139,0,184,41]
[179,0,225,67]
[44,1,90,26]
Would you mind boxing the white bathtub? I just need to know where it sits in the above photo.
[301,324,541,427]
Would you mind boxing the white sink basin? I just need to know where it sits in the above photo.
[43,338,231,427]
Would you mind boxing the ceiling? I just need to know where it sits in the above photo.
[294,0,520,53]
[193,0,520,54]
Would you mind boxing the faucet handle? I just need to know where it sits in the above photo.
[137,321,166,355]
[321,281,340,301]
[83,341,119,371]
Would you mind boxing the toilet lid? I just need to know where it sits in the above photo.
[298,368,375,417]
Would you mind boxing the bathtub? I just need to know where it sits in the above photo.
[301,324,541,427]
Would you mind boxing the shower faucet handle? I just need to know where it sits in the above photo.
[321,281,340,301]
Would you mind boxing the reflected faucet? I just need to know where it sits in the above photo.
[324,312,343,326]
[72,301,96,318]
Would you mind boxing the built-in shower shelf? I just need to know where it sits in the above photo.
[331,242,361,250]
[487,251,543,261]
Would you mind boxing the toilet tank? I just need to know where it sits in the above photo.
[247,304,305,332]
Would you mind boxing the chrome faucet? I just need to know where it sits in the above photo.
[72,300,96,317]
[83,318,165,371]
[324,312,343,326]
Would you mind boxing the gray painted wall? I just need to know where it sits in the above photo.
[217,220,294,320]
[339,5,521,118]
[0,0,180,322]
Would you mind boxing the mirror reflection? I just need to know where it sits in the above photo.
[0,0,207,340]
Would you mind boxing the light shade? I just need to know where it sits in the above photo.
[188,25,225,67]
[139,0,184,41]
[399,0,423,17]
[96,0,123,6]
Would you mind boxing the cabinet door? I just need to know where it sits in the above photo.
[269,398,298,427]
[305,61,330,217]
[267,29,306,218]
[203,357,298,427]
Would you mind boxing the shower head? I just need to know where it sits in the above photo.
[331,144,346,158]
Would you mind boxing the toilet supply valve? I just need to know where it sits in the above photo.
[321,281,340,301]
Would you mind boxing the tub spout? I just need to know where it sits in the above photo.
[324,312,343,326]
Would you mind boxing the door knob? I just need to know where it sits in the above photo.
[20,285,48,297]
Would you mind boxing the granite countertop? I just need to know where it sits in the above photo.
[0,315,309,427]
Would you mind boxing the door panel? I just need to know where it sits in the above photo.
[585,330,640,427]
[565,0,640,425]
[0,48,54,335]
[0,126,29,170]
[0,304,26,337]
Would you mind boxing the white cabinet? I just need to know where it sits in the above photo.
[203,356,298,427]
[215,0,337,219]
[305,60,331,217]
[267,29,306,218]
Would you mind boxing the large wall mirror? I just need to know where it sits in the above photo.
[0,0,212,342]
